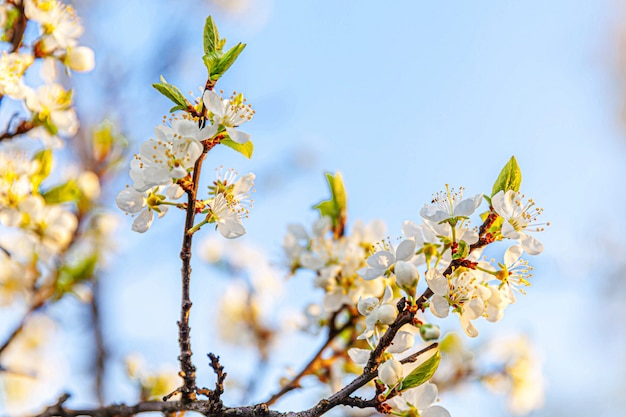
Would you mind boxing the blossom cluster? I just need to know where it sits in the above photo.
[116,91,255,237]
[0,0,94,147]
[284,166,547,415]
[0,3,123,412]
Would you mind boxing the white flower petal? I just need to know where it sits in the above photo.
[430,295,450,318]
[387,331,414,354]
[132,209,153,233]
[395,239,416,261]
[226,126,251,144]
[504,244,523,265]
[347,348,370,365]
[422,405,451,417]
[426,269,448,296]
[521,234,543,255]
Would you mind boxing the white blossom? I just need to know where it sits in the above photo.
[492,190,545,255]
[378,358,403,387]
[386,382,450,417]
[420,185,482,223]
[203,90,254,144]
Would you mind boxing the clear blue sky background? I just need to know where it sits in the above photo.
[8,0,626,415]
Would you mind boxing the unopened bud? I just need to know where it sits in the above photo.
[378,358,403,387]
[63,46,95,72]
[395,261,419,288]
[420,323,441,341]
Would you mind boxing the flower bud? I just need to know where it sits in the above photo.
[378,358,403,387]
[420,323,441,341]
[376,304,397,325]
[395,261,419,288]
[63,46,95,72]
[357,296,379,317]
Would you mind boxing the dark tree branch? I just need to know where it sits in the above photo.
[175,144,209,402]
[90,281,107,406]
[265,309,355,406]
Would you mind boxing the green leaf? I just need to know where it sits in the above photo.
[203,50,222,77]
[491,156,522,197]
[203,16,220,54]
[55,253,98,297]
[31,149,53,191]
[313,172,347,236]
[401,350,441,391]
[211,43,246,81]
[221,137,254,159]
[42,180,81,204]
[152,76,189,112]
[439,333,462,353]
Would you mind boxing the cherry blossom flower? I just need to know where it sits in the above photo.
[386,382,451,417]
[203,90,254,144]
[358,238,416,280]
[0,52,33,99]
[25,83,78,142]
[492,190,545,255]
[129,123,204,191]
[420,185,482,223]
[116,186,180,233]
[208,193,245,239]
[378,358,403,387]
[429,270,490,337]
[357,285,396,339]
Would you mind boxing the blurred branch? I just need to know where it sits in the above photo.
[90,280,107,406]
[0,119,35,142]
[265,308,356,406]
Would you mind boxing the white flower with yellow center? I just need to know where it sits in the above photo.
[0,52,34,99]
[25,83,78,146]
[203,90,254,144]
[130,121,206,191]
[492,190,546,255]
[421,185,483,223]
[116,185,181,233]
[430,270,489,337]
[357,285,397,340]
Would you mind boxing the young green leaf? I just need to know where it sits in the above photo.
[401,350,441,390]
[313,172,347,237]
[221,137,254,159]
[31,149,52,191]
[152,76,189,112]
[491,156,522,197]
[55,253,98,298]
[211,43,246,81]
[203,16,220,55]
[42,180,81,204]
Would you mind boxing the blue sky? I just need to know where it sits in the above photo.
[7,0,626,415]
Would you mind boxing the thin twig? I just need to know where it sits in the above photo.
[175,144,209,402]
[90,280,107,406]
[264,311,355,406]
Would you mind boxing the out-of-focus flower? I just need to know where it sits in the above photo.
[62,46,95,72]
[0,52,34,99]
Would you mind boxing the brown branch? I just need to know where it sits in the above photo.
[0,298,46,357]
[35,394,289,417]
[8,0,26,53]
[175,142,209,402]
[207,353,226,408]
[300,343,439,417]
[0,119,36,142]
[90,280,107,406]
[36,345,440,417]
[264,309,355,406]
